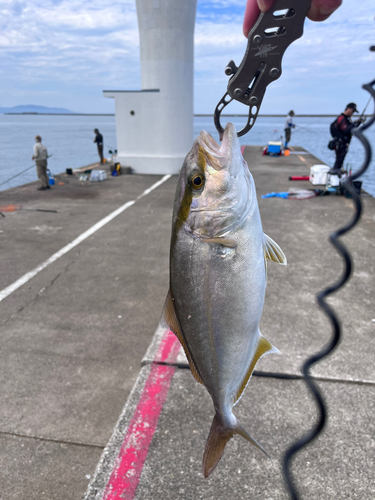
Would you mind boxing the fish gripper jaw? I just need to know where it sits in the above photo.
[214,0,311,138]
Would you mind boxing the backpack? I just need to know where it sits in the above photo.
[327,117,341,150]
[330,117,339,138]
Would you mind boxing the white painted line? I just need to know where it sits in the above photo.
[0,175,172,303]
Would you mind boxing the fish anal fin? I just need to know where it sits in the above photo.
[234,335,279,405]
[161,290,204,385]
[263,234,287,265]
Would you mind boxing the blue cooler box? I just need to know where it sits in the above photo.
[268,141,282,154]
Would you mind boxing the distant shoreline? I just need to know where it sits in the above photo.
[3,112,371,118]
[3,112,115,116]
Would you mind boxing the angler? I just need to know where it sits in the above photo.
[329,103,365,175]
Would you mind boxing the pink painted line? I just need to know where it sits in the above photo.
[103,330,181,500]
[241,145,246,154]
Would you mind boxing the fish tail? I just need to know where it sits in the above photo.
[203,414,234,478]
[203,413,269,478]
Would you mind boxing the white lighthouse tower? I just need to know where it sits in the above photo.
[104,0,197,174]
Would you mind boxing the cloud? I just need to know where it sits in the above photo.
[0,0,374,113]
[193,0,375,113]
[0,0,141,110]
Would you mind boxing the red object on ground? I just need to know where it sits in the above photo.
[103,329,181,500]
[0,205,22,212]
[289,176,310,181]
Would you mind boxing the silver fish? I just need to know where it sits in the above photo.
[161,123,286,477]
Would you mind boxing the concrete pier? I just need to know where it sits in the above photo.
[0,147,374,499]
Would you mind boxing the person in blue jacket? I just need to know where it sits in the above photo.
[284,110,296,149]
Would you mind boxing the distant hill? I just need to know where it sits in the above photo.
[0,104,77,114]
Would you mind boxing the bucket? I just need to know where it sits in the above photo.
[310,165,330,185]
[47,169,55,185]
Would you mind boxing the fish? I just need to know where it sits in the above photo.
[160,122,286,478]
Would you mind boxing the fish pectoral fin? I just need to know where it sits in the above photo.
[263,233,287,265]
[200,236,237,248]
[160,289,204,385]
[234,334,279,405]
[203,413,269,478]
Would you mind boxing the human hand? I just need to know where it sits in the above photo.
[354,117,366,126]
[243,0,342,37]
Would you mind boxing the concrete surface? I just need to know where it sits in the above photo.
[0,170,175,498]
[135,369,375,499]
[0,145,374,499]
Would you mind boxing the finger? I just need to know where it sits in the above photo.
[257,0,274,12]
[243,0,274,37]
[243,0,260,37]
[307,0,342,22]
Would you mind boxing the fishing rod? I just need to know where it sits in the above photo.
[0,154,54,188]
[293,124,327,138]
[359,95,372,121]
[0,164,35,188]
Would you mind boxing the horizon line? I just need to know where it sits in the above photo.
[3,112,367,118]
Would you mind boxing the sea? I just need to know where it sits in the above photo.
[1,114,374,196]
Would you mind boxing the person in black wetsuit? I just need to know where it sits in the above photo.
[93,128,104,164]
[330,103,364,174]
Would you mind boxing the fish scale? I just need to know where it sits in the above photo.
[161,122,287,478]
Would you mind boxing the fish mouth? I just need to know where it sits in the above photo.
[220,122,240,156]
[197,123,241,173]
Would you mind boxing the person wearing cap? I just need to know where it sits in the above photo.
[330,103,364,174]
[284,110,296,149]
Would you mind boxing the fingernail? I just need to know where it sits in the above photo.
[257,0,269,13]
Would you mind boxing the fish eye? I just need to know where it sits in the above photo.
[190,174,205,190]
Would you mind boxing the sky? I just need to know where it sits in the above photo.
[0,0,374,114]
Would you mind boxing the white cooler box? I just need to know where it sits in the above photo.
[310,165,330,185]
[328,174,340,186]
[90,170,107,182]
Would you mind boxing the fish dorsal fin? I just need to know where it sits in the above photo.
[234,335,279,405]
[161,289,204,385]
[263,234,287,265]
